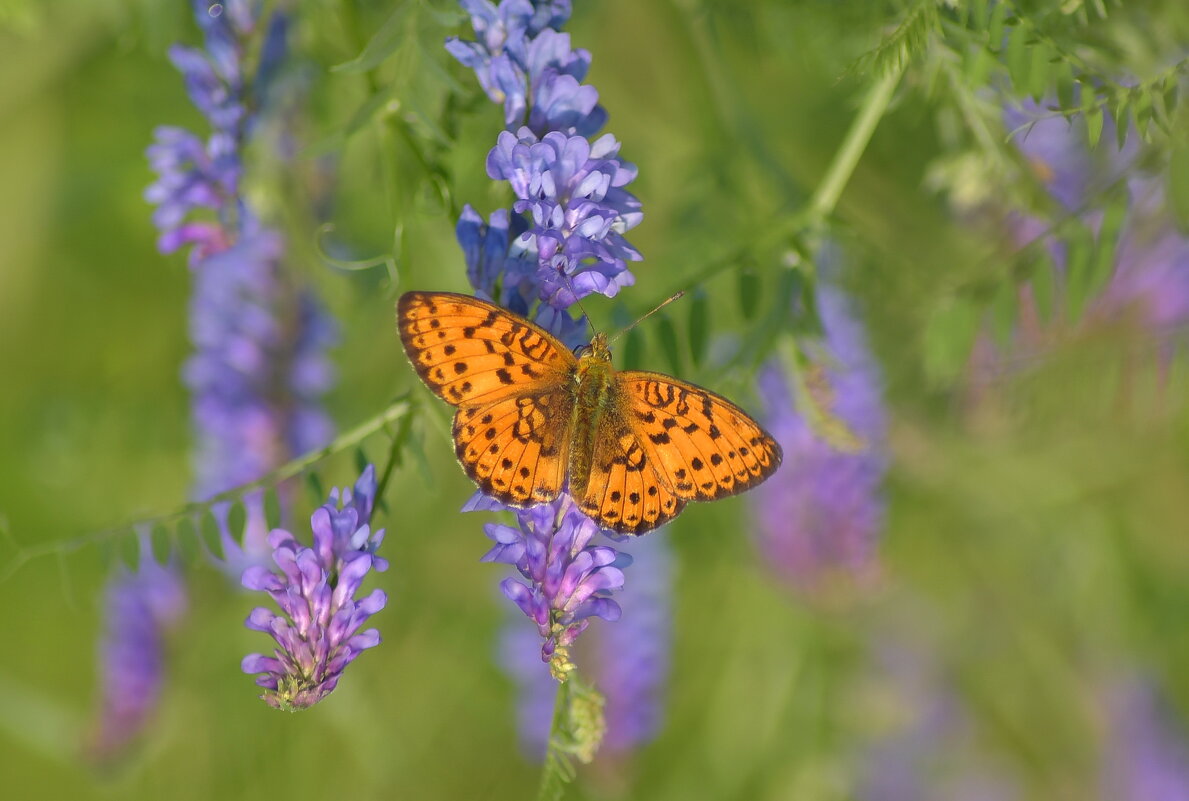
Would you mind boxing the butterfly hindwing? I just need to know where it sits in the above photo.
[578,412,686,534]
[398,291,575,408]
[620,371,782,501]
[453,389,574,507]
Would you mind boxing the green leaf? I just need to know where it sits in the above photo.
[778,268,805,330]
[1055,62,1076,110]
[407,427,434,490]
[1004,26,1029,94]
[175,517,200,566]
[331,1,414,74]
[264,487,283,529]
[306,471,326,506]
[354,446,371,477]
[200,510,224,561]
[1031,253,1057,323]
[922,299,979,386]
[622,326,644,371]
[656,313,682,375]
[989,277,1018,349]
[1114,94,1131,150]
[227,501,247,547]
[151,523,172,565]
[1169,143,1189,232]
[969,0,988,28]
[987,2,1008,45]
[1026,38,1051,101]
[1084,104,1104,149]
[687,288,709,367]
[342,87,399,140]
[1063,221,1096,321]
[1133,88,1153,141]
[98,537,116,571]
[1162,80,1179,128]
[118,530,140,570]
[737,266,760,320]
[1087,193,1128,296]
[966,44,994,87]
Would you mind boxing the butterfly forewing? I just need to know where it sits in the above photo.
[577,413,686,534]
[620,371,782,501]
[398,291,575,407]
[399,291,578,508]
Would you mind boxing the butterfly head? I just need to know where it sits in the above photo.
[575,332,612,365]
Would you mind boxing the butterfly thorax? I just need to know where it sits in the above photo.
[568,333,618,498]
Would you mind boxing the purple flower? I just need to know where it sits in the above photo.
[498,530,670,758]
[750,286,886,595]
[241,467,387,711]
[1102,676,1189,801]
[487,128,641,309]
[183,224,336,505]
[481,496,626,678]
[88,551,186,761]
[450,0,653,690]
[1098,175,1189,335]
[990,101,1189,371]
[1005,103,1092,212]
[449,0,635,334]
[446,1,599,135]
[146,1,337,535]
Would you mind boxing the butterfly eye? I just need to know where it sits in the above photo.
[574,344,591,358]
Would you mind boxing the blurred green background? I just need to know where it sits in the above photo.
[1,1,1186,799]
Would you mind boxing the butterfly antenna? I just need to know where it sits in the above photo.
[560,273,598,339]
[607,291,685,345]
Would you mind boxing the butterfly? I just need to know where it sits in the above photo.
[397,291,782,534]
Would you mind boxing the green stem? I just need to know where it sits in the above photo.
[374,399,414,503]
[645,65,904,313]
[535,679,571,801]
[0,399,412,585]
[805,64,903,228]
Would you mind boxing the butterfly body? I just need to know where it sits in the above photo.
[397,291,781,534]
[567,333,619,500]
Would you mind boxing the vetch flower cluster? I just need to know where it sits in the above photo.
[998,103,1189,352]
[751,285,887,595]
[146,0,287,261]
[451,8,673,762]
[241,466,387,711]
[500,531,672,757]
[88,550,186,762]
[450,0,641,325]
[487,129,641,310]
[446,0,601,136]
[482,497,627,679]
[145,0,335,556]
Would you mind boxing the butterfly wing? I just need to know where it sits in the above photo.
[398,291,578,507]
[452,390,575,506]
[576,411,686,535]
[397,291,576,408]
[619,371,782,501]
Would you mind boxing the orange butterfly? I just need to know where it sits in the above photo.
[396,291,782,534]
